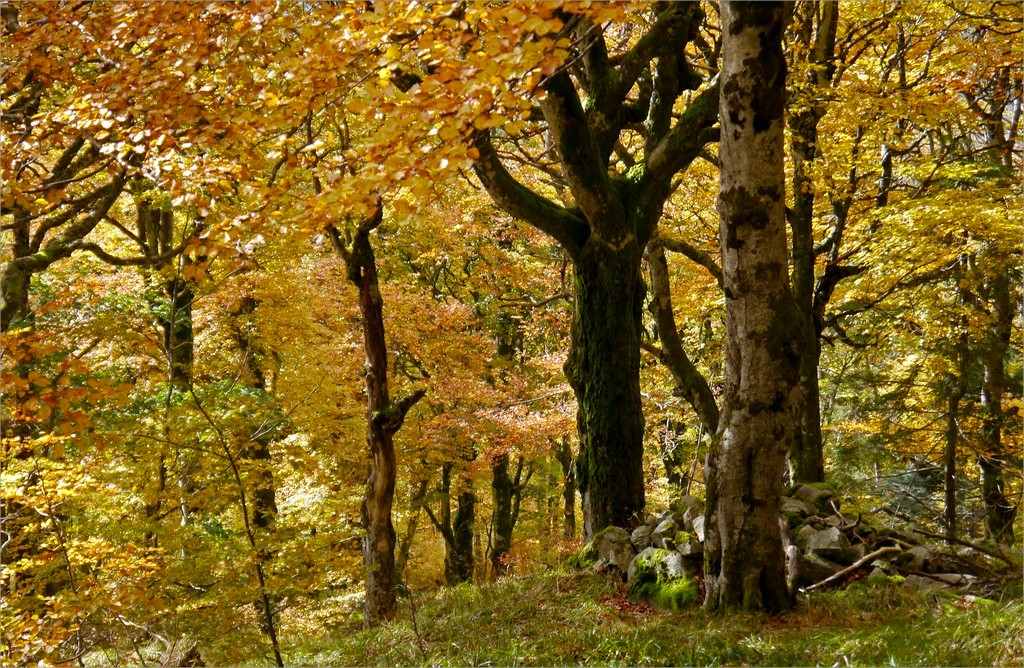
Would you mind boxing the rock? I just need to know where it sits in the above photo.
[591,526,637,576]
[794,524,818,551]
[866,567,894,587]
[840,543,867,565]
[675,531,703,557]
[931,573,977,586]
[691,515,706,543]
[670,495,704,517]
[781,497,816,527]
[790,483,838,514]
[806,527,850,561]
[631,525,654,551]
[627,547,699,611]
[793,552,844,589]
[652,518,677,550]
[902,574,952,593]
[895,545,933,573]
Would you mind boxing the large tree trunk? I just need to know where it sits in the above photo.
[330,205,424,627]
[566,238,646,537]
[705,1,801,613]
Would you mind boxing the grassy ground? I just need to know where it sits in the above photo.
[288,569,1024,667]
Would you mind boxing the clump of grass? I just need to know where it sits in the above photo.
[286,568,1024,667]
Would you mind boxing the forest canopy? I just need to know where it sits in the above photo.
[1,1,1021,666]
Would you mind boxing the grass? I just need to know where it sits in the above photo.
[284,569,1024,667]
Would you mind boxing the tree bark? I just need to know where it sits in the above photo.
[330,204,425,627]
[426,462,476,586]
[705,1,800,613]
[566,237,647,536]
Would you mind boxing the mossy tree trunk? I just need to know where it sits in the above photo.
[426,462,476,585]
[704,1,801,614]
[471,4,719,538]
[489,453,532,577]
[330,204,425,627]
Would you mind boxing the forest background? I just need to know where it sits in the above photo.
[1,1,1021,665]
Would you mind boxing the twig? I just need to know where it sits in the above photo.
[803,546,902,591]
[909,528,1019,568]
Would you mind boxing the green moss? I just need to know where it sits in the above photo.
[651,578,700,611]
[568,541,598,570]
[866,572,894,587]
[627,549,699,612]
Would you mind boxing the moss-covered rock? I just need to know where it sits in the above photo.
[626,547,699,611]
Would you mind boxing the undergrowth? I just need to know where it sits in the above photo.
[285,569,1024,667]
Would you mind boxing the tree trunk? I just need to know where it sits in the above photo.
[943,312,969,541]
[979,274,1015,544]
[330,205,425,627]
[554,436,576,541]
[470,8,719,540]
[490,453,515,577]
[396,478,428,578]
[705,1,800,613]
[489,454,531,577]
[786,0,838,485]
[566,238,646,537]
[645,238,720,433]
[429,462,476,586]
[450,483,475,584]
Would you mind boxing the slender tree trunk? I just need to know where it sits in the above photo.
[330,206,424,627]
[786,1,838,484]
[645,238,720,433]
[705,1,800,613]
[489,454,531,577]
[554,437,576,540]
[491,453,515,577]
[450,483,475,584]
[979,274,1016,544]
[396,478,428,578]
[566,238,646,537]
[428,462,476,586]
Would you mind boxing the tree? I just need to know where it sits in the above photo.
[329,202,426,626]
[472,4,719,536]
[704,0,800,613]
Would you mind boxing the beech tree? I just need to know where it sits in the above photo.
[329,203,426,625]
[704,0,801,613]
[472,4,719,536]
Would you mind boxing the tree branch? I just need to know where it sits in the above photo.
[471,130,588,258]
[652,229,723,288]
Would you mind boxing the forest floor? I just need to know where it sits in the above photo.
[287,568,1024,667]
